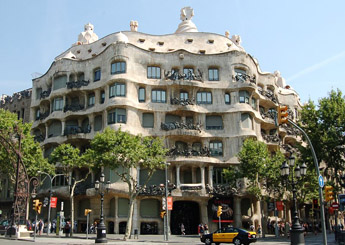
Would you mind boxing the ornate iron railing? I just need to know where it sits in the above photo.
[258,89,277,103]
[66,80,90,89]
[34,134,45,142]
[167,146,211,157]
[180,185,202,191]
[261,133,280,143]
[64,125,91,135]
[63,103,84,112]
[170,97,195,106]
[138,184,176,196]
[164,69,203,82]
[206,184,237,197]
[161,122,201,132]
[40,89,51,99]
[233,74,256,84]
[36,111,49,120]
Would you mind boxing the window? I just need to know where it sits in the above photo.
[241,113,252,129]
[100,91,105,104]
[208,68,219,81]
[88,93,95,107]
[108,108,126,124]
[180,91,189,100]
[225,93,231,104]
[206,115,223,130]
[35,109,40,120]
[239,90,250,104]
[94,115,103,131]
[94,68,101,81]
[151,90,166,103]
[109,83,126,97]
[147,66,161,79]
[111,61,126,74]
[165,114,181,123]
[209,141,223,156]
[139,87,146,102]
[53,97,63,111]
[196,91,212,104]
[213,168,228,184]
[183,68,194,80]
[53,75,67,90]
[251,97,257,110]
[36,88,42,100]
[142,113,154,128]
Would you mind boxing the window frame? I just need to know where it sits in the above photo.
[108,108,127,124]
[225,93,231,105]
[53,97,63,111]
[209,141,223,156]
[196,91,212,104]
[147,66,161,79]
[151,89,166,103]
[208,68,219,81]
[88,93,95,107]
[109,82,126,98]
[94,68,101,82]
[139,87,146,102]
[142,113,154,128]
[111,61,126,74]
[239,90,250,104]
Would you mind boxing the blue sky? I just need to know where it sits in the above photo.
[1,0,345,104]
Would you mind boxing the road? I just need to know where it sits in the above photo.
[0,232,337,244]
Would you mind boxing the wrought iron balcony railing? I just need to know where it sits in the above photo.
[170,97,195,106]
[66,80,90,89]
[164,69,203,82]
[64,125,91,136]
[234,74,256,84]
[63,103,85,112]
[40,89,51,99]
[161,122,201,132]
[167,146,211,157]
[34,134,45,142]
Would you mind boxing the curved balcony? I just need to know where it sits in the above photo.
[167,146,211,157]
[164,69,203,82]
[66,80,90,89]
[40,89,51,99]
[170,97,195,106]
[233,73,256,84]
[161,122,201,132]
[63,103,85,112]
[64,125,91,136]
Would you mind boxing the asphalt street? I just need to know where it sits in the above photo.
[0,232,338,245]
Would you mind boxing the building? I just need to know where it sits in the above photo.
[29,7,301,234]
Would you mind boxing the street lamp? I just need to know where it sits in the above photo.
[37,171,65,235]
[281,156,307,245]
[164,162,170,241]
[95,172,110,243]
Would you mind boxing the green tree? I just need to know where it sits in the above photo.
[84,127,167,240]
[0,109,53,185]
[299,89,345,184]
[49,143,93,237]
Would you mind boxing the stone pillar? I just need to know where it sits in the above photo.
[234,196,242,228]
[200,166,205,189]
[61,120,65,136]
[132,199,139,235]
[208,166,213,188]
[201,202,208,224]
[114,196,119,234]
[176,165,181,188]
[103,110,108,128]
[137,166,140,185]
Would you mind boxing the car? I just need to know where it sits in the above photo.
[0,220,10,235]
[201,226,257,245]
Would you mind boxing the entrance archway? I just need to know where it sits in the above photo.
[170,201,200,235]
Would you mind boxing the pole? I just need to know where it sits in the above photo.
[47,183,52,235]
[218,216,221,230]
[165,163,169,241]
[288,119,327,245]
[86,213,89,240]
[34,212,37,241]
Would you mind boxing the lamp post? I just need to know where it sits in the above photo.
[95,172,110,243]
[281,156,307,245]
[164,162,170,241]
[37,171,65,235]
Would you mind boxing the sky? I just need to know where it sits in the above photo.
[1,0,345,104]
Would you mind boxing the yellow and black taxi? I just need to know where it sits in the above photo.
[201,226,257,245]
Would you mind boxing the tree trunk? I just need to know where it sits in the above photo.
[70,184,76,237]
[124,195,135,240]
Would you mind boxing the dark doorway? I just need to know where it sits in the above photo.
[119,222,127,234]
[170,201,200,235]
[108,221,114,234]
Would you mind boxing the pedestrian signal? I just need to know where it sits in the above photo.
[160,211,166,219]
[217,206,222,218]
[85,209,92,216]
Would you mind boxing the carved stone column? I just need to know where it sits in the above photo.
[234,195,242,228]
[176,165,181,188]
[192,166,196,183]
[132,199,139,234]
[208,166,213,188]
[137,166,140,185]
[200,166,205,189]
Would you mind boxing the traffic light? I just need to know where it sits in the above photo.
[33,199,39,212]
[37,201,42,214]
[217,205,222,218]
[160,211,166,219]
[339,194,345,211]
[313,199,319,209]
[84,209,92,216]
[278,106,289,125]
[325,186,334,202]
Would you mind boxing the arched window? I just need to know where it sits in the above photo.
[111,61,126,74]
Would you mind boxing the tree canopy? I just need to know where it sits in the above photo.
[0,109,53,183]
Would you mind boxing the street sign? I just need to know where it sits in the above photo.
[162,197,166,210]
[318,175,324,188]
[276,201,284,211]
[51,197,57,208]
[332,202,339,209]
[167,197,173,210]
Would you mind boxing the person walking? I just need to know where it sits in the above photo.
[180,223,185,235]
[204,224,209,235]
[38,219,43,235]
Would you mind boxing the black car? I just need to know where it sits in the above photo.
[201,226,257,245]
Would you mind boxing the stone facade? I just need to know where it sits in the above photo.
[29,7,301,235]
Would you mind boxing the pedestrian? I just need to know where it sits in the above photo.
[257,225,261,238]
[198,223,204,237]
[204,224,209,234]
[38,219,43,235]
[52,221,56,234]
[65,221,71,237]
[250,223,254,232]
[180,223,185,235]
[26,220,31,231]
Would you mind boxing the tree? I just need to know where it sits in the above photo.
[84,127,167,240]
[0,109,53,184]
[49,143,93,237]
[299,89,345,184]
